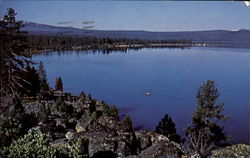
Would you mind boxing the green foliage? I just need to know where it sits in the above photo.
[55,96,64,109]
[91,111,98,120]
[2,127,57,158]
[109,105,119,118]
[8,99,38,134]
[59,103,74,114]
[37,61,49,93]
[191,80,229,146]
[123,115,133,132]
[103,104,119,120]
[80,91,86,103]
[27,34,192,51]
[185,80,230,157]
[55,77,63,91]
[55,97,74,115]
[193,80,228,124]
[37,103,51,122]
[155,114,182,144]
[0,115,22,147]
[86,93,92,101]
[89,100,96,114]
[69,137,88,158]
[57,137,88,158]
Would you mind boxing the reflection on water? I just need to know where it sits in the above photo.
[41,46,191,56]
[33,47,249,144]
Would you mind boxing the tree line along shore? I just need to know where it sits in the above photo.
[26,34,193,54]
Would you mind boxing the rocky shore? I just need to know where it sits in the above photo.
[16,91,249,158]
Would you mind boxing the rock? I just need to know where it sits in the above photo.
[124,155,140,158]
[65,130,75,140]
[116,132,138,157]
[75,116,93,133]
[68,117,76,124]
[49,138,67,148]
[209,144,250,158]
[97,116,123,132]
[135,130,183,158]
[54,132,65,139]
[88,136,118,157]
[79,129,138,158]
[135,130,153,150]
[22,101,43,115]
[55,118,67,129]
[139,140,181,158]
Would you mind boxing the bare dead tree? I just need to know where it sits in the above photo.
[185,128,214,158]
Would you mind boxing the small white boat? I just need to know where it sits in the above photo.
[144,92,151,95]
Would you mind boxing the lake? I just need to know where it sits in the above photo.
[33,47,249,144]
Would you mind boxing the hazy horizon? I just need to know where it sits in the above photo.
[0,1,249,32]
[23,21,250,32]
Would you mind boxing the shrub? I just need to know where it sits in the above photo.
[2,127,57,158]
[103,104,119,120]
[0,115,22,147]
[89,100,96,114]
[55,96,64,109]
[80,91,86,103]
[69,137,88,158]
[123,115,133,132]
[37,103,51,122]
[57,137,88,158]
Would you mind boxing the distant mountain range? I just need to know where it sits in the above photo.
[22,22,250,48]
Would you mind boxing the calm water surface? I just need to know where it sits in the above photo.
[33,47,249,144]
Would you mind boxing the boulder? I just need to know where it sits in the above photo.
[116,132,138,157]
[75,116,93,133]
[22,101,43,115]
[87,132,118,157]
[135,130,153,150]
[55,118,67,129]
[97,116,123,131]
[49,138,67,148]
[139,140,181,158]
[65,130,76,140]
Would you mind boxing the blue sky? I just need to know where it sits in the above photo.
[0,1,249,31]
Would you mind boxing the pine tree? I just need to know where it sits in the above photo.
[37,61,49,92]
[0,8,31,97]
[123,115,133,132]
[155,114,182,143]
[186,80,229,157]
[55,77,63,91]
[80,91,86,103]
[192,80,229,146]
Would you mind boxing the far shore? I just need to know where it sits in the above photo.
[30,42,239,54]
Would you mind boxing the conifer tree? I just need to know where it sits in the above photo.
[55,77,63,91]
[192,80,228,146]
[123,115,133,132]
[37,61,49,92]
[186,80,229,157]
[155,114,182,144]
[0,8,31,97]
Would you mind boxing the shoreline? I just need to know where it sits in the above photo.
[31,42,249,55]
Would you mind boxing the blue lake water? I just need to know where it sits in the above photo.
[33,47,249,144]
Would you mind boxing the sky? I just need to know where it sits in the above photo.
[0,1,249,32]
